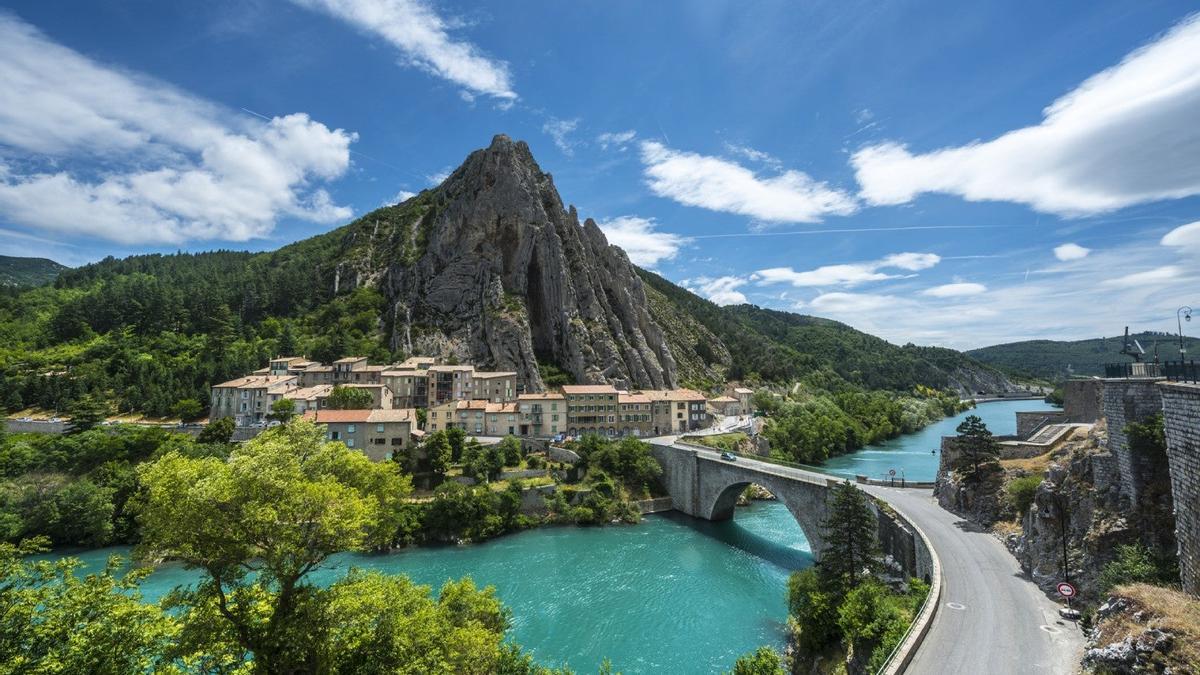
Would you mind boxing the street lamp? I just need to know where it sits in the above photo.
[1179,306,1193,359]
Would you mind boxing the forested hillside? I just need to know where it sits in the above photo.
[968,332,1200,380]
[0,137,1018,419]
[0,255,67,287]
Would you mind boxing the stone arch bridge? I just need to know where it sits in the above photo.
[649,440,931,574]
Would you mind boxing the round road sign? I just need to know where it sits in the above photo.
[889,469,896,476]
[1057,582,1077,598]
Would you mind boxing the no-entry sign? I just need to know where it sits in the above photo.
[1057,582,1077,599]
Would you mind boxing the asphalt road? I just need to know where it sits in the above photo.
[663,442,1086,674]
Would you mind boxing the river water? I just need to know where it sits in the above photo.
[41,399,1053,672]
[818,398,1059,482]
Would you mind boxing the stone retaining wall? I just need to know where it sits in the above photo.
[1159,382,1200,596]
[1016,411,1068,440]
[1101,378,1165,507]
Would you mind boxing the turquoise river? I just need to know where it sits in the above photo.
[46,398,1055,673]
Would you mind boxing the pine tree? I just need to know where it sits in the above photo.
[66,395,108,434]
[954,414,1000,483]
[819,481,880,594]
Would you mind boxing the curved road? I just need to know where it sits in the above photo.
[657,439,1084,674]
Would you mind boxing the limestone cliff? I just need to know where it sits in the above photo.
[336,134,677,391]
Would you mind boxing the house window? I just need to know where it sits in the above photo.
[347,424,356,433]
[330,431,341,440]
[346,439,355,447]
[376,424,385,433]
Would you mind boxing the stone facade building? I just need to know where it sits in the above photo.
[209,375,299,426]
[303,408,416,461]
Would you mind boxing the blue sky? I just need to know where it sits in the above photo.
[1,0,1198,349]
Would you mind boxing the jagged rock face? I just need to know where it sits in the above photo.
[382,135,677,391]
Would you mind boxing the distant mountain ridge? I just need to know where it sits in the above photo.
[3,135,1021,417]
[967,332,1200,380]
[0,255,67,287]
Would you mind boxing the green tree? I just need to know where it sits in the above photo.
[137,420,414,672]
[324,385,374,410]
[198,416,236,445]
[819,481,880,593]
[446,426,467,462]
[1006,475,1042,516]
[787,568,841,652]
[268,398,297,423]
[22,479,115,547]
[0,539,179,673]
[1099,543,1173,591]
[954,414,1000,483]
[837,579,911,673]
[425,430,453,478]
[65,395,107,434]
[728,646,785,675]
[498,436,523,467]
[172,398,204,422]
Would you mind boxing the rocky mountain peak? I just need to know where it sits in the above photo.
[372,135,678,392]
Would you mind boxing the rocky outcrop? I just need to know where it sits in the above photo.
[1084,586,1199,673]
[1009,428,1134,601]
[354,135,678,391]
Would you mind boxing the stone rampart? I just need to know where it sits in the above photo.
[1101,377,1165,507]
[1159,382,1200,596]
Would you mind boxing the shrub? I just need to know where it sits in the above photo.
[1099,544,1168,592]
[1006,475,1042,516]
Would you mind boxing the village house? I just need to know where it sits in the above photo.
[643,389,709,434]
[484,401,520,436]
[473,371,518,403]
[517,392,565,437]
[380,367,428,409]
[426,364,475,407]
[302,408,417,461]
[562,384,620,436]
[340,383,393,410]
[732,387,754,416]
[209,375,299,426]
[282,384,334,414]
[617,392,654,437]
[708,395,741,417]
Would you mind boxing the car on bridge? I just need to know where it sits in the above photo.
[720,452,737,461]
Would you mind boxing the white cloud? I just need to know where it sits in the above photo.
[1053,243,1091,261]
[596,215,690,268]
[753,252,940,288]
[426,168,451,185]
[1102,265,1182,287]
[922,282,987,297]
[639,141,858,224]
[597,130,636,151]
[389,189,417,204]
[852,13,1200,216]
[686,276,749,306]
[542,117,579,156]
[791,240,1199,349]
[291,0,516,100]
[723,142,782,169]
[0,16,354,245]
[810,292,907,314]
[1162,220,1200,251]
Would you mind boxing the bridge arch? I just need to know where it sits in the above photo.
[701,470,829,561]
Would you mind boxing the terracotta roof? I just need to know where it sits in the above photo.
[367,408,415,423]
[458,399,489,410]
[519,392,565,400]
[710,396,738,403]
[560,384,619,395]
[485,402,518,413]
[618,392,651,404]
[303,408,415,424]
[428,364,475,372]
[671,388,708,401]
[213,375,297,389]
[285,385,334,400]
[473,371,516,378]
[304,409,371,423]
[733,387,754,394]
